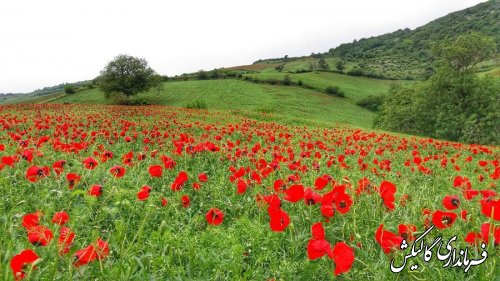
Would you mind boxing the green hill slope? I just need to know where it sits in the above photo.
[246,0,499,80]
[243,71,405,101]
[329,0,499,79]
[45,79,375,127]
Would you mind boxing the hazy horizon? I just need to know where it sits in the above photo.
[0,0,487,93]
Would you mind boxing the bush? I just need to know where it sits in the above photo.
[185,100,208,109]
[325,86,345,97]
[356,95,384,111]
[282,75,292,86]
[64,85,76,94]
[346,68,365,76]
[197,70,209,80]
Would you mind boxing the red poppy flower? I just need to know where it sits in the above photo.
[52,160,66,175]
[335,192,353,214]
[88,185,103,197]
[480,199,500,221]
[206,208,224,225]
[171,171,188,191]
[442,195,460,210]
[181,195,190,208]
[304,187,321,205]
[74,238,109,267]
[25,166,49,182]
[453,176,471,189]
[83,157,98,170]
[95,238,109,260]
[284,184,304,202]
[2,155,17,166]
[463,187,479,200]
[161,155,176,169]
[375,224,403,254]
[432,210,458,229]
[22,212,41,230]
[320,204,335,220]
[101,150,113,162]
[465,232,483,246]
[273,179,286,192]
[268,206,290,232]
[161,196,168,207]
[66,173,81,190]
[236,179,248,194]
[307,222,332,260]
[74,245,97,267]
[379,180,396,210]
[331,242,355,276]
[110,165,126,178]
[198,173,208,182]
[148,165,163,178]
[58,227,75,254]
[398,224,417,241]
[27,225,53,246]
[52,211,69,225]
[314,174,331,190]
[10,249,39,280]
[480,190,497,200]
[356,177,371,195]
[137,185,152,201]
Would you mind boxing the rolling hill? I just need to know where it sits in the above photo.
[249,0,499,80]
[33,79,380,128]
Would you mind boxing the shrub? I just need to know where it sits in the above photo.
[64,85,76,94]
[325,86,345,97]
[356,95,384,111]
[282,75,292,86]
[185,100,208,109]
[197,70,209,80]
[346,68,364,76]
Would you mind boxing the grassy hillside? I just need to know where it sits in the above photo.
[247,0,499,80]
[44,79,375,128]
[243,71,404,101]
[329,0,499,79]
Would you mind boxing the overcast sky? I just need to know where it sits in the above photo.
[0,0,487,93]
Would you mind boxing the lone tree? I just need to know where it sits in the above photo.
[98,55,161,103]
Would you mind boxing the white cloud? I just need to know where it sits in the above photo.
[0,0,486,93]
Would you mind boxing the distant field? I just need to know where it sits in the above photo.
[47,79,374,128]
[223,63,280,72]
[245,71,404,101]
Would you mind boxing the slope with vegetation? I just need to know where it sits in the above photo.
[46,79,374,128]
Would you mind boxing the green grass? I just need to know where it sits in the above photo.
[245,71,404,101]
[47,79,375,128]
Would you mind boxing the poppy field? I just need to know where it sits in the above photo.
[0,104,499,280]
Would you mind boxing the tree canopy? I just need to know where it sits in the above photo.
[374,32,499,145]
[98,55,161,100]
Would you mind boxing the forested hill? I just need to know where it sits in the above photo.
[326,0,499,79]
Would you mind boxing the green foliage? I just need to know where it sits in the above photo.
[282,75,292,86]
[197,70,209,80]
[336,60,345,72]
[375,33,499,145]
[328,1,499,79]
[324,86,345,97]
[275,65,284,72]
[98,54,160,100]
[317,58,329,70]
[431,32,496,72]
[64,85,76,94]
[356,95,384,111]
[185,100,208,109]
